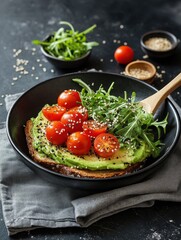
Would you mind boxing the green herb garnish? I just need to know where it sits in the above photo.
[32,21,99,61]
[73,78,168,158]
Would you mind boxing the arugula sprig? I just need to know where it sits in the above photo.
[32,21,99,61]
[73,78,168,158]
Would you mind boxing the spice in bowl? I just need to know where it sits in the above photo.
[144,37,172,51]
[125,60,156,83]
[140,30,178,58]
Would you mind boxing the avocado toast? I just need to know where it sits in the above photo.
[25,112,149,178]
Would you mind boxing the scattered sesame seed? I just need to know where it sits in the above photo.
[100,59,104,62]
[12,77,18,81]
[142,55,149,59]
[32,66,35,70]
[13,49,22,57]
[124,42,128,45]
[110,59,113,62]
[35,77,39,80]
[51,69,55,73]
[0,103,3,106]
[39,63,43,67]
[36,59,40,62]
[102,40,106,44]
[43,67,47,72]
[23,70,29,75]
[120,25,124,29]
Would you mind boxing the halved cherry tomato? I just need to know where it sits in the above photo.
[61,111,84,133]
[83,120,107,138]
[114,45,134,65]
[45,121,68,145]
[42,105,66,121]
[67,132,91,155]
[68,106,88,121]
[57,89,81,109]
[94,133,120,158]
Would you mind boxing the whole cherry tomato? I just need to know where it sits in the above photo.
[68,106,88,121]
[67,132,91,155]
[82,120,107,138]
[57,89,81,109]
[114,45,134,65]
[45,121,68,145]
[61,111,84,133]
[42,105,66,121]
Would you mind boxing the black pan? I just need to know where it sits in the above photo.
[6,72,181,191]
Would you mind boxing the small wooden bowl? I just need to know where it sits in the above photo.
[125,60,156,83]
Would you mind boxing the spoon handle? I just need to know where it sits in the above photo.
[140,72,181,113]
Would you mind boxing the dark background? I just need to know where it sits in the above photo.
[0,0,181,239]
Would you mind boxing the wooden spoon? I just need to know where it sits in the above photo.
[140,73,181,114]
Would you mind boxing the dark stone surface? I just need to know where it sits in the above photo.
[0,0,181,239]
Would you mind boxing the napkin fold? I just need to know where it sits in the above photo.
[0,93,181,236]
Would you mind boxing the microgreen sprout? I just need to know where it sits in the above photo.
[73,78,168,158]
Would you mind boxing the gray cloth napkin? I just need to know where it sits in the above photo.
[0,93,181,236]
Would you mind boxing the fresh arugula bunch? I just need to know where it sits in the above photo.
[73,78,168,158]
[32,21,99,60]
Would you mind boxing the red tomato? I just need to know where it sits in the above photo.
[42,105,66,121]
[67,132,91,155]
[57,89,81,109]
[68,106,88,121]
[83,120,107,138]
[114,45,134,65]
[94,133,120,158]
[61,111,84,133]
[45,121,68,145]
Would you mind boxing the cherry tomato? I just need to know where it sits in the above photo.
[67,132,91,155]
[114,45,134,65]
[94,133,120,158]
[61,111,84,133]
[45,121,68,145]
[42,105,66,121]
[82,120,107,138]
[68,106,88,121]
[57,89,81,109]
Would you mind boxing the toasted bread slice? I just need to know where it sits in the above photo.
[25,120,143,179]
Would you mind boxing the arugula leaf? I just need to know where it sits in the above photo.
[73,78,168,158]
[32,21,99,61]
